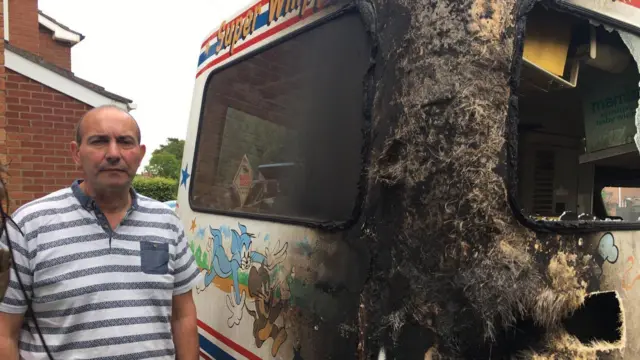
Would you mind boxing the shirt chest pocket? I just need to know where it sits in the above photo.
[140,241,169,275]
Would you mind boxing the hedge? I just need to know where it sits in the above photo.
[132,176,178,202]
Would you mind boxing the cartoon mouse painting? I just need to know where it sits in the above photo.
[246,263,288,357]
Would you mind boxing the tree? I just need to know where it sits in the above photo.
[144,138,185,180]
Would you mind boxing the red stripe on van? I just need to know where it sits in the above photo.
[197,319,261,360]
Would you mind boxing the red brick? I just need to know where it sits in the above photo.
[21,141,43,148]
[6,89,29,98]
[44,157,65,164]
[54,122,74,130]
[11,161,35,170]
[6,97,19,104]
[63,102,87,110]
[38,163,55,171]
[22,155,43,163]
[31,121,53,128]
[10,132,31,140]
[20,98,42,106]
[22,171,43,177]
[43,114,64,122]
[49,129,66,136]
[31,106,53,114]
[32,135,54,142]
[55,164,76,171]
[7,74,24,83]
[53,108,74,116]
[8,148,32,155]
[53,94,74,102]
[5,82,18,89]
[20,113,42,121]
[42,100,63,108]
[32,149,51,155]
[9,119,30,127]
[6,111,19,119]
[19,84,42,92]
[45,171,66,178]
[32,92,54,100]
[23,185,43,192]
[22,127,43,134]
[34,178,50,185]
[7,104,29,112]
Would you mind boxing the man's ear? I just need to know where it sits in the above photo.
[70,141,81,165]
[139,144,146,160]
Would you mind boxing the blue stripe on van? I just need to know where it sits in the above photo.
[198,10,270,67]
[199,334,235,360]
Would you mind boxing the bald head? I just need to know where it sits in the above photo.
[75,105,141,145]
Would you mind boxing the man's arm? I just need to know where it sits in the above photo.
[0,220,31,360]
[172,290,198,360]
[171,216,203,360]
[0,312,24,360]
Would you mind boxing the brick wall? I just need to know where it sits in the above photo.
[38,28,71,70]
[4,69,90,208]
[8,0,39,55]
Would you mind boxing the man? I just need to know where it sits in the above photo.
[0,105,201,359]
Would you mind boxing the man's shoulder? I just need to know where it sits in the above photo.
[135,194,179,220]
[11,187,75,221]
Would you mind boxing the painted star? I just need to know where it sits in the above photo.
[190,218,197,233]
[181,164,190,188]
[197,227,205,239]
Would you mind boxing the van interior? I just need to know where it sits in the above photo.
[516,4,640,222]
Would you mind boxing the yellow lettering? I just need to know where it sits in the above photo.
[243,11,253,38]
[215,21,226,53]
[252,5,261,32]
[224,21,234,47]
[269,0,285,24]
[299,0,310,17]
[230,21,243,55]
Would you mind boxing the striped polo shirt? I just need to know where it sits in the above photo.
[0,180,202,360]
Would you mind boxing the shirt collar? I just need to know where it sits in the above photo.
[71,179,139,211]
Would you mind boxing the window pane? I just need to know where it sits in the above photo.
[601,187,640,220]
[190,12,371,223]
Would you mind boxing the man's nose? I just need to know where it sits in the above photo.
[105,140,121,160]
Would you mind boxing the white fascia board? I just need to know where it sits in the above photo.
[4,0,9,41]
[5,48,130,111]
[38,14,81,44]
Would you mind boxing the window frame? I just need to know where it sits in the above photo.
[507,3,640,234]
[187,5,374,231]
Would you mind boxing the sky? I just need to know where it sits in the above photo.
[37,0,255,170]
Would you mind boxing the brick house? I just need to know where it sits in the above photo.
[0,0,134,208]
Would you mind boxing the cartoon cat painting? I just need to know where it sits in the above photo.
[197,222,288,326]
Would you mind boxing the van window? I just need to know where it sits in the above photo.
[514,4,640,223]
[189,12,371,223]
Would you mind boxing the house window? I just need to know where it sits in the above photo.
[189,12,371,224]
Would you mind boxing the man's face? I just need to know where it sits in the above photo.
[71,108,146,193]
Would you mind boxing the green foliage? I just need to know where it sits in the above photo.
[192,243,211,270]
[132,176,177,202]
[144,138,185,180]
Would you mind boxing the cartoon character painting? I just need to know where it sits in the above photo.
[246,264,288,356]
[197,222,288,326]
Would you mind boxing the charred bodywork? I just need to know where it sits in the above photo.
[186,0,640,359]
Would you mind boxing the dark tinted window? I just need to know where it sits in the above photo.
[190,12,371,223]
